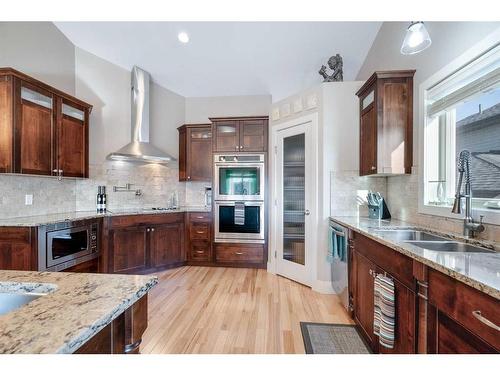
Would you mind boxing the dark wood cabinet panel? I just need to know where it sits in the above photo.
[151,222,185,268]
[0,227,36,271]
[178,124,212,182]
[124,295,148,354]
[106,213,187,273]
[0,76,14,172]
[16,89,54,176]
[434,311,496,354]
[212,120,239,152]
[112,227,147,273]
[428,268,500,351]
[56,99,89,178]
[356,70,414,176]
[360,104,377,175]
[215,243,264,264]
[211,117,269,153]
[189,241,211,262]
[0,68,92,178]
[352,251,376,350]
[239,119,267,152]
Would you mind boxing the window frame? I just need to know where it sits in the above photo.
[418,28,500,225]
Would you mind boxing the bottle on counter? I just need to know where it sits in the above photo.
[96,186,107,213]
[101,186,107,213]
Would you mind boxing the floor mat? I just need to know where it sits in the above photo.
[300,322,371,354]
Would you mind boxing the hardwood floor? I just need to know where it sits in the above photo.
[141,266,353,354]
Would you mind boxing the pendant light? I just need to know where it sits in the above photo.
[400,21,432,55]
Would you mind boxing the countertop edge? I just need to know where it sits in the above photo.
[0,207,212,227]
[59,275,158,354]
[330,216,500,301]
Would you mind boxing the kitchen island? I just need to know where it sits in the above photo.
[0,270,157,354]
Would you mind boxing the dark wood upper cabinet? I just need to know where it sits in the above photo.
[356,70,415,176]
[212,120,239,152]
[0,68,92,178]
[56,98,89,178]
[178,124,212,182]
[211,116,268,153]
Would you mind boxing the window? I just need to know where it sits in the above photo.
[422,41,500,222]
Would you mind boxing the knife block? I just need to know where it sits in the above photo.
[368,198,391,220]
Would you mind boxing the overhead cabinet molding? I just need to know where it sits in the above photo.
[0,68,92,178]
[356,70,415,176]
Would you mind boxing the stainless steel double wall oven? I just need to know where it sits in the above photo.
[214,154,265,243]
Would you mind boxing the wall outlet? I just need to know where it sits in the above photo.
[25,194,33,206]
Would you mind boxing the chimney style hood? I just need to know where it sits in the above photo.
[107,66,176,163]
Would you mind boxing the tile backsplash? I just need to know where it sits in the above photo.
[0,174,76,218]
[330,170,387,217]
[0,161,210,219]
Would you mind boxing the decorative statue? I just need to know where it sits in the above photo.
[319,54,344,82]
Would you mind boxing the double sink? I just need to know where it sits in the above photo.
[373,229,494,253]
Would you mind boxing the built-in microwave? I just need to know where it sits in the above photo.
[214,154,265,201]
[38,218,100,271]
[214,201,265,244]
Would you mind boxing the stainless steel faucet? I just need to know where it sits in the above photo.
[451,150,485,238]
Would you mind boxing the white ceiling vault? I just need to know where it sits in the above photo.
[55,22,381,101]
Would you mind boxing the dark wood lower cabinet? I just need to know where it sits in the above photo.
[151,222,185,268]
[349,230,499,354]
[0,227,37,271]
[75,295,148,354]
[106,213,187,274]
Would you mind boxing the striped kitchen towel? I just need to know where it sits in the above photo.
[234,202,245,225]
[373,273,396,349]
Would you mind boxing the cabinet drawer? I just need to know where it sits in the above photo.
[188,212,211,223]
[428,269,500,351]
[215,243,264,264]
[190,223,210,240]
[352,232,413,288]
[110,213,184,229]
[190,241,211,262]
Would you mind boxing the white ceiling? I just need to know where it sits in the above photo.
[55,22,381,101]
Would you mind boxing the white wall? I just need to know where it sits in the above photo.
[185,95,271,123]
[0,22,75,94]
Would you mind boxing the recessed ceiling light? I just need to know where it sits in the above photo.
[178,32,189,44]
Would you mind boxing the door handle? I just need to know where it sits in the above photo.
[304,210,310,216]
[235,252,244,255]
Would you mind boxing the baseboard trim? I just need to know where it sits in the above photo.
[312,280,335,294]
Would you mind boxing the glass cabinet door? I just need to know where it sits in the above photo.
[282,134,305,265]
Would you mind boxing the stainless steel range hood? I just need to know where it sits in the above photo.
[107,66,175,163]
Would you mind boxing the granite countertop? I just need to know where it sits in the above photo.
[330,216,500,300]
[0,270,158,354]
[0,206,212,227]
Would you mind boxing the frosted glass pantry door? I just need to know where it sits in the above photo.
[275,120,316,286]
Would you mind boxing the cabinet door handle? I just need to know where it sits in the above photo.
[196,216,204,219]
[196,231,205,234]
[235,252,244,255]
[196,250,204,254]
[235,146,239,150]
[151,228,155,232]
[146,228,150,232]
[240,145,243,149]
[472,311,500,331]
[371,166,376,171]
